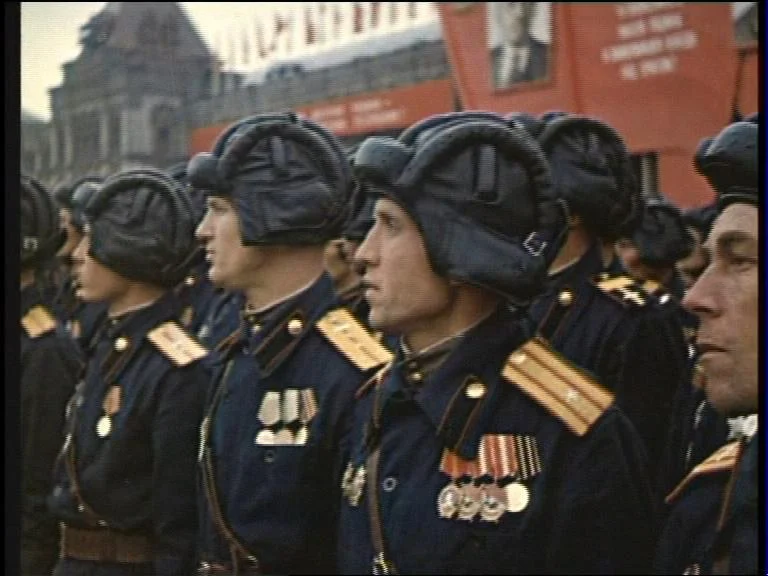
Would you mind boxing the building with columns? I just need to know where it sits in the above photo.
[24,2,214,188]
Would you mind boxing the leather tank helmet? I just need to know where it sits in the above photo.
[21,174,66,269]
[186,112,352,246]
[81,168,198,288]
[353,111,568,306]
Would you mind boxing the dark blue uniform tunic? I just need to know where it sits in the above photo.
[528,242,689,475]
[338,306,656,575]
[198,273,381,574]
[48,291,209,576]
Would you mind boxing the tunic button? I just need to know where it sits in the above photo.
[251,323,262,335]
[263,449,276,463]
[287,318,303,335]
[114,337,129,352]
[184,276,196,287]
[558,290,573,307]
[98,520,107,527]
[410,371,423,383]
[465,380,486,399]
[78,504,85,513]
[382,477,398,492]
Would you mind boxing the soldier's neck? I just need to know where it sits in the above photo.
[548,224,592,276]
[244,247,326,312]
[108,284,165,318]
[403,286,500,355]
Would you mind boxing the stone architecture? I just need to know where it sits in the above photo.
[23,2,215,187]
[22,2,450,188]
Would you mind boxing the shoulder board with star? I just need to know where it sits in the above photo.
[591,273,654,308]
[21,305,58,338]
[316,307,393,372]
[147,321,208,367]
[501,336,614,436]
[665,441,742,504]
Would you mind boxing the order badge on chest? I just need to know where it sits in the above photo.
[97,385,122,438]
[437,434,541,523]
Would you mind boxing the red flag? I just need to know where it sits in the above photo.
[371,2,381,28]
[353,3,363,33]
[305,5,315,45]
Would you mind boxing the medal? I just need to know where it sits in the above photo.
[274,428,294,445]
[458,483,482,521]
[257,392,281,427]
[96,415,112,438]
[349,465,367,506]
[505,481,530,513]
[282,389,300,424]
[341,461,355,496]
[480,484,507,522]
[437,482,462,518]
[300,389,318,423]
[254,429,276,446]
[294,426,308,446]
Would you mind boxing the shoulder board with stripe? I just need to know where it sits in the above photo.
[22,305,57,338]
[591,273,651,308]
[147,321,208,367]
[501,337,614,436]
[665,441,742,504]
[316,308,393,372]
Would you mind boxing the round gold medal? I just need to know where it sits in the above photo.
[96,415,112,438]
[505,482,530,513]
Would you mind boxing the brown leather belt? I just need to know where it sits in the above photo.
[60,524,153,564]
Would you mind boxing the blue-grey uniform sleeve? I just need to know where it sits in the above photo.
[545,407,657,574]
[150,361,209,575]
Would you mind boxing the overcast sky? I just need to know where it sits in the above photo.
[21,2,344,121]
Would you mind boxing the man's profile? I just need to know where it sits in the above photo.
[490,2,551,89]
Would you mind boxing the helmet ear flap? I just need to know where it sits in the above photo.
[21,175,65,267]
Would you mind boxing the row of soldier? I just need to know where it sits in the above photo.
[20,110,759,575]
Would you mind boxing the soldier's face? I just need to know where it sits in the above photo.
[683,204,759,416]
[354,198,453,335]
[71,234,130,303]
[196,196,266,290]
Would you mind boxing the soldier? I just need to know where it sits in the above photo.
[655,120,759,575]
[324,143,376,321]
[53,178,109,350]
[515,111,690,478]
[21,175,83,576]
[615,195,695,301]
[47,168,210,576]
[338,114,656,574]
[165,161,218,335]
[188,113,392,575]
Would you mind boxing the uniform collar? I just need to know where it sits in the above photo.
[391,306,531,460]
[90,291,180,379]
[545,241,605,292]
[237,272,339,377]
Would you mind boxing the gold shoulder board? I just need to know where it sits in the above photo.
[501,337,614,436]
[593,274,650,307]
[147,321,208,367]
[665,441,742,504]
[22,305,57,338]
[316,308,393,372]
